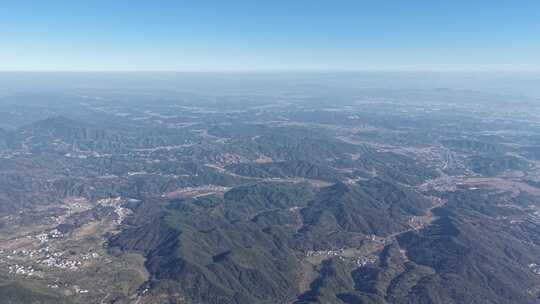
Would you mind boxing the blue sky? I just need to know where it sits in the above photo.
[1,1,539,71]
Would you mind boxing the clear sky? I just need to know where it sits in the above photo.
[1,0,539,71]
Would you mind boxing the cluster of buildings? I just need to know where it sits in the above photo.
[529,263,540,275]
[5,247,49,259]
[355,256,377,267]
[73,285,89,294]
[81,252,100,260]
[305,248,377,267]
[306,248,347,257]
[40,254,82,270]
[3,246,95,273]
[36,229,63,244]
[97,196,131,224]
[8,264,38,277]
[2,231,101,275]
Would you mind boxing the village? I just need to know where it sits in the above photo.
[0,195,141,299]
